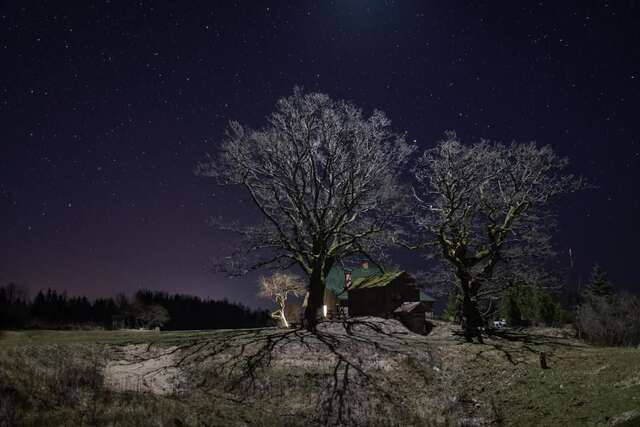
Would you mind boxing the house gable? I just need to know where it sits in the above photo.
[325,264,382,300]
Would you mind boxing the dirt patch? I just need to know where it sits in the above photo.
[97,318,467,425]
[103,344,182,395]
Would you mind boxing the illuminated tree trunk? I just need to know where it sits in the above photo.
[273,295,289,328]
[276,308,289,328]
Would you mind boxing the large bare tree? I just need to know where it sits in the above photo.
[409,132,584,342]
[197,88,414,329]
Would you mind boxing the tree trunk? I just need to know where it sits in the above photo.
[278,308,289,328]
[539,351,548,369]
[303,257,334,331]
[304,267,325,331]
[460,281,484,343]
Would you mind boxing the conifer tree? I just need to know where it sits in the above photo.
[586,263,614,298]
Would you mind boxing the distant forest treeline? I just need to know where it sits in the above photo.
[0,283,271,330]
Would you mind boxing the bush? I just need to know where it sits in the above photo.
[575,293,640,347]
[441,291,459,322]
[498,286,566,327]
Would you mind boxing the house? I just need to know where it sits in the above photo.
[348,270,435,320]
[324,259,382,317]
[301,260,381,319]
[300,260,435,333]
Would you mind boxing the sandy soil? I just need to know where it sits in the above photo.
[103,344,183,395]
[101,318,464,425]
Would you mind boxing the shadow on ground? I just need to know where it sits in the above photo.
[105,317,465,426]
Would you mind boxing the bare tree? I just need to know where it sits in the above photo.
[197,88,414,329]
[128,303,170,329]
[408,132,585,342]
[258,272,305,328]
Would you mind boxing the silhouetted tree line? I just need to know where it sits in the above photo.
[0,284,270,330]
[440,284,568,327]
[130,289,270,330]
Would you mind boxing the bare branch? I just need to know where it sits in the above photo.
[408,132,587,341]
[197,88,415,328]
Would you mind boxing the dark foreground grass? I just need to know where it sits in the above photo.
[0,328,236,347]
[0,321,462,426]
[439,326,640,427]
[1,329,278,426]
[0,343,185,426]
[495,346,640,426]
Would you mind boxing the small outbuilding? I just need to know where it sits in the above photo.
[393,301,429,334]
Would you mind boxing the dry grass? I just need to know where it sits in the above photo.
[0,319,464,426]
[424,321,640,426]
[3,320,637,426]
[99,318,465,426]
[0,344,204,426]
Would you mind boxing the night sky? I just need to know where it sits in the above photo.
[1,1,639,307]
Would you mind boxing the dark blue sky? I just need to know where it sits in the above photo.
[1,1,638,307]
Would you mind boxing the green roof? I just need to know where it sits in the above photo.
[326,264,381,300]
[326,265,435,302]
[350,271,404,290]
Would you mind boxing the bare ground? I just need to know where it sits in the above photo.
[103,344,183,395]
[101,317,467,426]
[98,318,615,426]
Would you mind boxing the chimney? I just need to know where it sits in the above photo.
[360,260,369,269]
[344,271,352,289]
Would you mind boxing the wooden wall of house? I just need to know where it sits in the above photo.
[390,281,421,311]
[349,277,422,318]
[349,287,386,317]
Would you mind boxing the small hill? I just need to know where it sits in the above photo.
[103,317,465,426]
[1,319,639,426]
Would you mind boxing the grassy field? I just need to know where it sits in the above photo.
[498,346,640,426]
[427,325,640,426]
[0,328,244,346]
[1,323,639,426]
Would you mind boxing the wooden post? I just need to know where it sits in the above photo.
[539,351,548,369]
